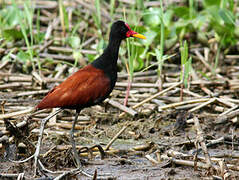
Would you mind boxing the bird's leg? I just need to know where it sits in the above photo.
[69,111,82,168]
[124,77,132,106]
[34,108,62,175]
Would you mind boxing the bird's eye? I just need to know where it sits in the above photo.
[120,28,126,34]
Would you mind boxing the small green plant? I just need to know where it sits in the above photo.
[35,9,45,44]
[142,0,166,90]
[180,41,192,87]
[202,0,236,73]
[92,0,102,38]
[180,40,192,100]
[123,5,146,105]
[12,0,35,72]
[67,35,83,67]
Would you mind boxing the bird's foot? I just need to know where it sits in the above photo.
[71,146,83,169]
[9,152,41,177]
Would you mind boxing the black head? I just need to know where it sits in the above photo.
[109,20,146,40]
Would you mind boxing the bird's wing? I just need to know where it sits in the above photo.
[36,65,110,109]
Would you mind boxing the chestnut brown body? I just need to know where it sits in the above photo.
[37,65,110,111]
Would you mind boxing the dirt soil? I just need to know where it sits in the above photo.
[1,96,239,179]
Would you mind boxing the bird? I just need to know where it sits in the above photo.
[34,20,146,170]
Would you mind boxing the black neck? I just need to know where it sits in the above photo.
[91,37,122,70]
[105,37,122,61]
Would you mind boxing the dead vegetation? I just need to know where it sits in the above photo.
[1,0,239,179]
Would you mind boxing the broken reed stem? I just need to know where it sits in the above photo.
[189,98,216,112]
[158,98,209,111]
[216,108,239,124]
[0,107,35,120]
[106,99,137,116]
[145,154,159,164]
[105,124,129,151]
[119,81,182,117]
[166,149,239,172]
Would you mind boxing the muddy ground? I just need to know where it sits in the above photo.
[1,1,239,179]
[1,83,239,180]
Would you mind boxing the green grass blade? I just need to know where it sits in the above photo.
[158,0,165,77]
[110,0,116,18]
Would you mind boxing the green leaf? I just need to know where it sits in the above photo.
[165,35,177,49]
[192,15,207,29]
[219,9,235,26]
[140,30,157,46]
[139,46,149,60]
[184,57,192,87]
[133,46,145,71]
[197,31,208,44]
[17,50,30,63]
[163,9,173,27]
[135,0,144,10]
[206,6,222,25]
[3,29,23,40]
[172,6,190,19]
[133,58,144,71]
[73,50,83,66]
[203,0,220,7]
[2,51,12,62]
[96,39,105,52]
[235,27,239,38]
[0,6,21,28]
[143,8,161,27]
[86,54,96,63]
[206,6,234,34]
[94,0,101,29]
[180,41,188,65]
[67,36,81,49]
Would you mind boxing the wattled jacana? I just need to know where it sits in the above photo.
[35,21,146,170]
